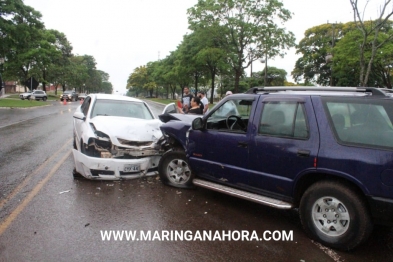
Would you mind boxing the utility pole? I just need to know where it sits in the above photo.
[327,21,338,86]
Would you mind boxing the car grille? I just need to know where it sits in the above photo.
[90,170,115,176]
[117,139,153,147]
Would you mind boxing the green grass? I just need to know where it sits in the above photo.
[0,98,48,108]
[7,94,20,99]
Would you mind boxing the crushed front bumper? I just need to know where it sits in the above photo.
[72,149,160,180]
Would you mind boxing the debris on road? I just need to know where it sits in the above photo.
[59,190,70,194]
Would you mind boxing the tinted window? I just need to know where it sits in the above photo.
[323,97,393,150]
[259,101,309,139]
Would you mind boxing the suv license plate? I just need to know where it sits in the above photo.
[123,164,140,172]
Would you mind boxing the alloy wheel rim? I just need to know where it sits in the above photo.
[312,196,350,237]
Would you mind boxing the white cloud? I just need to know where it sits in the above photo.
[24,0,387,91]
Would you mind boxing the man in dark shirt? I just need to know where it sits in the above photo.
[181,86,193,113]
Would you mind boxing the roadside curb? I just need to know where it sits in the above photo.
[0,104,53,109]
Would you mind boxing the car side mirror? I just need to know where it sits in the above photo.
[192,117,204,130]
[73,111,86,121]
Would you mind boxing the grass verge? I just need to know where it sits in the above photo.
[0,98,48,108]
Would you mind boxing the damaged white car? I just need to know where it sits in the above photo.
[72,94,163,180]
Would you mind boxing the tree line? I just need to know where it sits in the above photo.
[128,0,393,103]
[0,0,113,94]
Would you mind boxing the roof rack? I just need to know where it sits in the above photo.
[246,86,387,96]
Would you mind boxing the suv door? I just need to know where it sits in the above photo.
[247,96,320,199]
[188,96,257,185]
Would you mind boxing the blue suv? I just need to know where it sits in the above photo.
[158,87,393,251]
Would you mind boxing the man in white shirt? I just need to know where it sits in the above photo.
[197,91,209,114]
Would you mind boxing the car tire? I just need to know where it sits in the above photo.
[43,97,47,101]
[299,180,373,251]
[158,150,194,188]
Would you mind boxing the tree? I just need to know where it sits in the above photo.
[350,0,393,86]
[292,23,345,86]
[333,27,393,87]
[127,66,149,96]
[293,21,393,87]
[189,26,228,103]
[249,66,287,87]
[0,1,44,90]
[188,0,295,93]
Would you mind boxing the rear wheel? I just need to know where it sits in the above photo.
[299,180,373,250]
[42,97,47,101]
[158,150,194,188]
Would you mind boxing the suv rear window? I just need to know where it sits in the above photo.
[323,97,393,150]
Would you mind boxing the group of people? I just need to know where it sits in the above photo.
[179,86,233,115]
[178,86,209,115]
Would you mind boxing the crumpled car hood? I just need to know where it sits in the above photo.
[90,116,162,146]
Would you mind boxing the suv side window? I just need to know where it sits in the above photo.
[206,99,254,132]
[323,97,393,149]
[259,101,309,139]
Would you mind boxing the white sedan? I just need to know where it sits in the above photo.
[72,94,163,180]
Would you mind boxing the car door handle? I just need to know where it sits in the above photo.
[297,149,310,157]
[238,141,248,148]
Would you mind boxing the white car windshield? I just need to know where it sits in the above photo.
[91,99,154,120]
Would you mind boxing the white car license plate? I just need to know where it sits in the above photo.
[123,164,140,172]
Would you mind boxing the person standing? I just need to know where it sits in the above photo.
[188,97,203,114]
[181,86,193,113]
[177,96,203,115]
[197,91,209,114]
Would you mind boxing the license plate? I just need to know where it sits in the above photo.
[123,164,140,172]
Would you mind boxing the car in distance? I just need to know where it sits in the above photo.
[60,90,78,102]
[72,94,164,180]
[20,90,47,101]
[158,86,393,251]
[30,90,48,101]
[19,91,32,100]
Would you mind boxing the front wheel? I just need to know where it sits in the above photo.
[299,180,373,251]
[158,150,194,188]
[42,97,47,101]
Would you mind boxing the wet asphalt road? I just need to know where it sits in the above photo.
[0,98,392,261]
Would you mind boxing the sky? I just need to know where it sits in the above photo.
[23,0,386,94]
